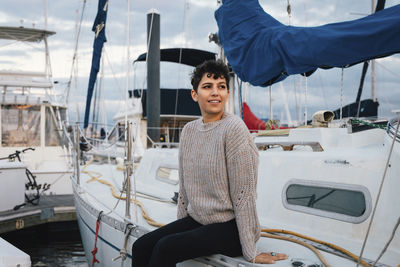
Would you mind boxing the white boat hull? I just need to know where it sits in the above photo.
[73,124,400,267]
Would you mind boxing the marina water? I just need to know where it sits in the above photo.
[1,221,88,267]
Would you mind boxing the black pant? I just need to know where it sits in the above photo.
[131,216,242,267]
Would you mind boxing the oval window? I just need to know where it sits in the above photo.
[283,180,371,223]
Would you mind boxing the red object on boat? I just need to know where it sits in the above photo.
[242,102,266,131]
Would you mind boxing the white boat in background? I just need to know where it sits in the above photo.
[0,26,73,197]
[0,236,31,267]
[70,0,400,266]
[0,161,26,213]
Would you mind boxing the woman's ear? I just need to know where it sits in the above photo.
[191,89,198,102]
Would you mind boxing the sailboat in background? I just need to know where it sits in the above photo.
[0,26,72,199]
[70,0,400,266]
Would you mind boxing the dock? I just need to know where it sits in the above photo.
[0,194,76,234]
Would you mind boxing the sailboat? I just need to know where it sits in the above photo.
[71,0,400,266]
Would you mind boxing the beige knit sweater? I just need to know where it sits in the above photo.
[177,113,260,261]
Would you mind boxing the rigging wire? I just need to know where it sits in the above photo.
[73,10,80,123]
[66,0,87,108]
[286,0,292,25]
[269,85,273,120]
[375,60,400,79]
[237,77,244,120]
[103,47,124,100]
[357,116,400,267]
[340,67,344,120]
[372,217,400,266]
[172,0,190,143]
[304,75,308,125]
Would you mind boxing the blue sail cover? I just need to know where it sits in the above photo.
[215,0,400,87]
[84,0,108,128]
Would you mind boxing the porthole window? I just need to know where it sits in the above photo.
[156,167,179,185]
[282,179,372,223]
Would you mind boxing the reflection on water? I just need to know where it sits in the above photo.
[23,240,88,267]
[1,221,88,267]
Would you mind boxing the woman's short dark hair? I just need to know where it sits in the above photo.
[191,59,230,92]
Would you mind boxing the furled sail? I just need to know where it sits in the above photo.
[84,0,109,128]
[215,0,400,87]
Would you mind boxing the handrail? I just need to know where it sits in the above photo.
[152,142,179,148]
[387,117,400,143]
[256,141,324,152]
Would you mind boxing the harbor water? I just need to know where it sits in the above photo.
[1,221,88,267]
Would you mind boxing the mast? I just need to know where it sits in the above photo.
[124,0,131,129]
[44,0,48,30]
[371,0,377,102]
[44,0,50,79]
[146,10,161,146]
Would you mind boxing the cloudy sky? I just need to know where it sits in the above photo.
[1,0,399,125]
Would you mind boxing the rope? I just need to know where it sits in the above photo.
[257,129,290,136]
[113,223,135,266]
[91,211,103,267]
[261,232,330,267]
[81,160,127,220]
[357,116,400,267]
[81,161,165,228]
[372,217,400,266]
[262,229,370,267]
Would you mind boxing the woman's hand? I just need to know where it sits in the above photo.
[251,252,288,264]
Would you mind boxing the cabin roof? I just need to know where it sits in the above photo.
[134,48,216,67]
[0,26,55,42]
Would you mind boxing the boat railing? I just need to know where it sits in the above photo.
[387,117,400,143]
[62,121,126,152]
[151,142,180,149]
[0,71,66,105]
[145,126,184,148]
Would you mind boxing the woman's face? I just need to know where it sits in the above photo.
[191,73,229,123]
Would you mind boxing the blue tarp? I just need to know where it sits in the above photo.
[215,0,400,87]
[84,0,108,128]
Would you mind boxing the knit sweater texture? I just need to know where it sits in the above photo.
[177,113,260,261]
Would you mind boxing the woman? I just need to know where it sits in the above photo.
[131,60,287,266]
